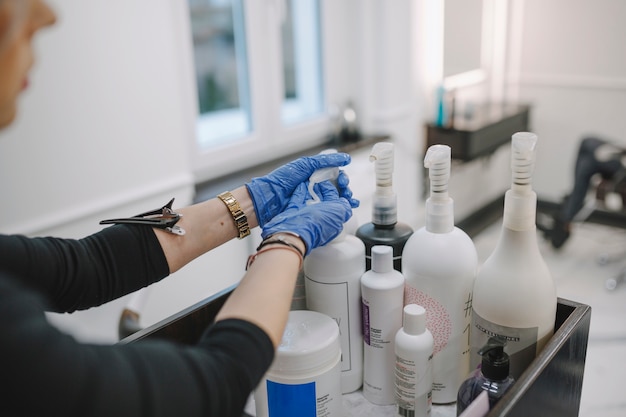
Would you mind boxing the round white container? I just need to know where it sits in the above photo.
[254,310,343,417]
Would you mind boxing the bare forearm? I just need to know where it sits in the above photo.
[215,236,305,347]
[154,186,257,273]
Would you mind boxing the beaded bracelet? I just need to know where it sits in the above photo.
[256,235,305,259]
[246,245,304,271]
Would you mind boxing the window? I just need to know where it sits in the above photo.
[188,0,251,148]
[281,0,324,125]
[187,0,330,181]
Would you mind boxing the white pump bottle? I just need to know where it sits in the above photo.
[402,144,478,404]
[304,230,365,393]
[292,148,344,311]
[304,157,366,394]
[470,132,557,380]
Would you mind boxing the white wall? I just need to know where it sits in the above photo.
[0,0,197,235]
[0,0,253,343]
[348,0,423,228]
[511,0,626,201]
[425,0,626,217]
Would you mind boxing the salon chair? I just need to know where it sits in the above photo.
[572,168,626,291]
[592,170,626,290]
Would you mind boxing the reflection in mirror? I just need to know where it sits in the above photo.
[443,0,483,78]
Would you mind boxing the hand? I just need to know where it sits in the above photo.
[246,153,359,227]
[261,182,353,255]
[337,170,360,209]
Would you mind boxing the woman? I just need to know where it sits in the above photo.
[0,1,357,416]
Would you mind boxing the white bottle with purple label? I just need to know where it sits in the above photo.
[361,245,405,405]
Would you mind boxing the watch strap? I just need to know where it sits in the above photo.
[217,191,251,239]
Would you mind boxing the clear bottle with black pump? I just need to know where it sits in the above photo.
[457,337,515,415]
[356,142,413,271]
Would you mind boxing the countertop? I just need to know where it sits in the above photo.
[342,390,456,417]
[244,390,457,416]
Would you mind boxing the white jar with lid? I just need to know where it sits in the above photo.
[254,310,343,417]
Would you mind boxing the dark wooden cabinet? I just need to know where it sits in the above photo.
[426,103,531,161]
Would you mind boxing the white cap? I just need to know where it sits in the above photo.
[371,245,393,273]
[403,304,426,336]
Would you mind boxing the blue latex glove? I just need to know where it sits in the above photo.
[246,153,359,227]
[261,182,353,255]
[337,170,359,208]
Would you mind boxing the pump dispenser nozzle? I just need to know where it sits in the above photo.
[478,337,510,381]
[307,148,349,243]
[504,132,538,231]
[511,132,537,195]
[457,336,514,413]
[424,144,454,233]
[307,149,340,205]
[369,142,397,227]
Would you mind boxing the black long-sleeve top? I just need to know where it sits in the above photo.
[0,225,274,417]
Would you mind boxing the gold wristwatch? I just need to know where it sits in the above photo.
[217,191,251,239]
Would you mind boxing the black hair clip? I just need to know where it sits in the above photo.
[99,198,185,235]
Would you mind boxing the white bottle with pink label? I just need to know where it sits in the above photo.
[401,144,478,404]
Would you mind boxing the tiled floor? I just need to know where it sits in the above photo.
[472,219,626,417]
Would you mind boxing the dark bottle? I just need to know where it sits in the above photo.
[356,223,413,271]
[355,142,413,271]
[457,337,515,415]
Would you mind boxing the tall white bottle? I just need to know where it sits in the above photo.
[305,230,366,393]
[471,132,557,380]
[291,149,342,311]
[394,304,434,417]
[402,144,478,404]
[361,245,405,405]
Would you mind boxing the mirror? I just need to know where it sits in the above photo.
[443,0,483,78]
